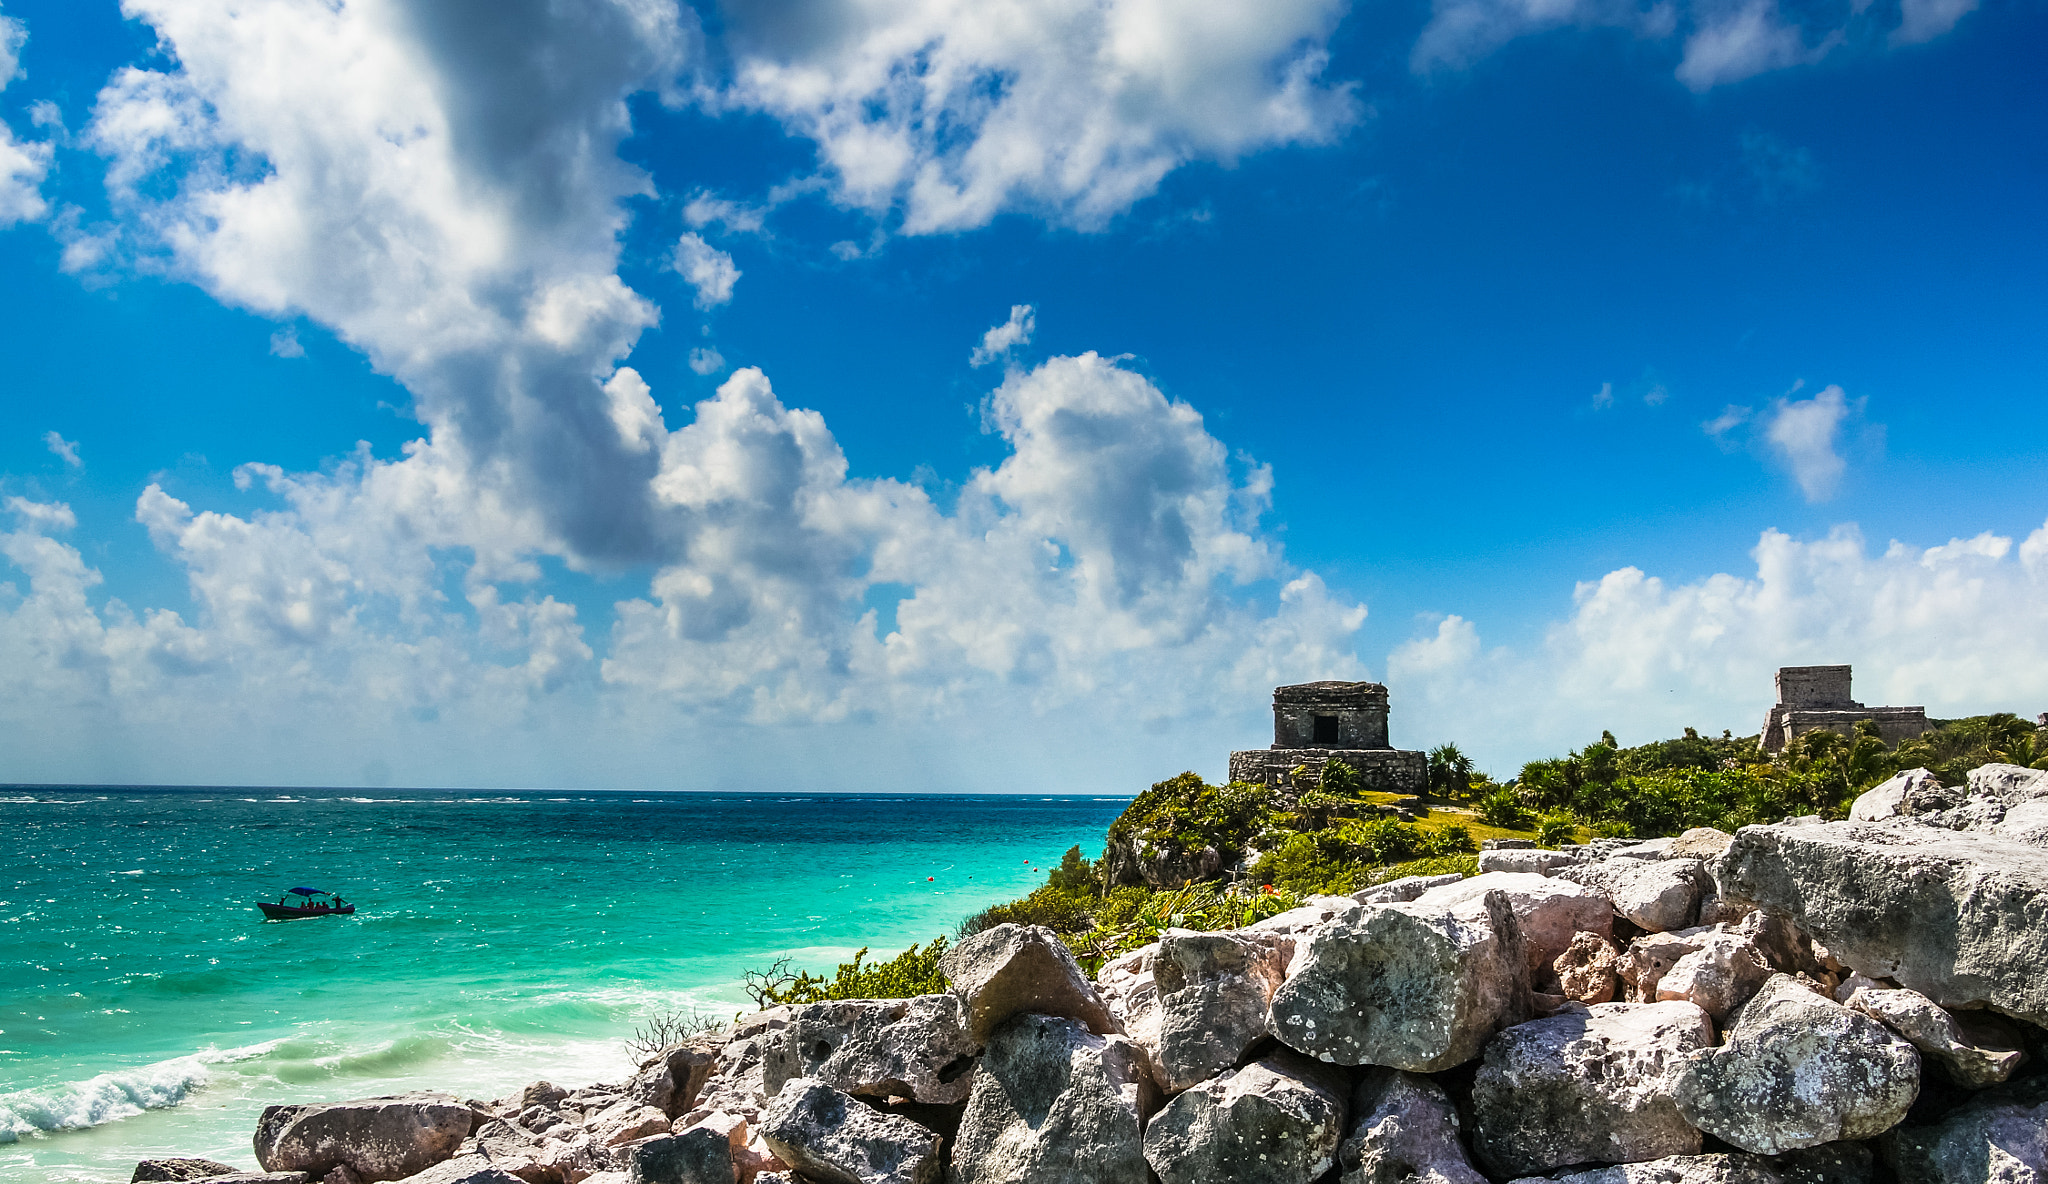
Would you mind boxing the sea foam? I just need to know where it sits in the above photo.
[0,1044,273,1143]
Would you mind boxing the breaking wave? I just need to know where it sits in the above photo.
[0,1043,275,1143]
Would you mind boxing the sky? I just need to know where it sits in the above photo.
[0,0,2042,792]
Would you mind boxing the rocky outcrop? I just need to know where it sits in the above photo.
[756,1078,942,1184]
[761,995,980,1104]
[255,1094,477,1182]
[1478,849,1577,876]
[1268,891,1529,1072]
[1149,929,1291,1091]
[1470,1001,1714,1177]
[1561,858,1709,933]
[940,924,1121,1043]
[1354,873,1466,904]
[951,1013,1158,1184]
[1654,931,1771,1021]
[619,1127,735,1184]
[1414,872,1612,986]
[1339,1068,1485,1184]
[1847,987,2026,1088]
[1143,1050,1349,1184]
[132,1160,245,1182]
[1556,931,1622,1004]
[1672,975,1921,1154]
[1713,819,2048,1026]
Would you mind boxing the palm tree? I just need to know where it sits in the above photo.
[1428,743,1475,801]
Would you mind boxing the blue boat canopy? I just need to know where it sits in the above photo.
[287,887,330,896]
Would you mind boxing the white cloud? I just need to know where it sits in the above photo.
[1702,403,1752,440]
[1676,0,1831,91]
[0,8,50,227]
[672,231,740,309]
[718,0,1358,233]
[688,347,726,376]
[1893,0,1978,43]
[1764,383,1851,502]
[0,8,22,88]
[1592,381,1614,409]
[1391,520,2048,774]
[682,192,767,236]
[42,430,80,467]
[970,305,1036,367]
[269,326,304,358]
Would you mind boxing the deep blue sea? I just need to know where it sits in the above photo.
[0,788,1129,1183]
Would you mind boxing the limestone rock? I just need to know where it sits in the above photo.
[1528,1153,1786,1183]
[1338,1068,1485,1184]
[1561,858,1709,933]
[592,1102,674,1147]
[175,1175,311,1184]
[1883,1084,2048,1183]
[1667,829,1736,862]
[1353,872,1467,904]
[1093,943,1162,1080]
[1768,1142,1876,1184]
[620,1127,734,1184]
[1849,768,1948,823]
[133,1160,243,1182]
[1556,931,1622,1004]
[1478,849,1578,876]
[1713,819,2048,1026]
[939,924,1120,1043]
[762,994,980,1105]
[1415,871,1612,985]
[1150,929,1291,1091]
[951,1013,1158,1184]
[1143,1050,1349,1184]
[1618,932,1706,1003]
[1847,987,2026,1088]
[1656,931,1772,1021]
[255,1093,477,1182]
[1268,891,1529,1072]
[688,1009,790,1124]
[756,1078,941,1184]
[387,1157,524,1184]
[1470,1001,1714,1177]
[1673,974,1920,1154]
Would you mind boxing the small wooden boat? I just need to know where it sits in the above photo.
[257,887,355,920]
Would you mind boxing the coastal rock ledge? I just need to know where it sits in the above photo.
[135,764,2048,1184]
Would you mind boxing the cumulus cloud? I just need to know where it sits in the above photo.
[269,326,305,358]
[672,231,740,308]
[1391,520,2048,773]
[1764,383,1851,501]
[1894,0,1978,43]
[970,305,1036,367]
[0,8,50,227]
[688,346,726,375]
[42,430,80,467]
[717,0,1359,233]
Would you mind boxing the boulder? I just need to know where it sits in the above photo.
[939,924,1120,1043]
[1149,929,1291,1091]
[761,994,980,1104]
[133,1160,243,1182]
[688,1009,789,1124]
[387,1158,524,1184]
[1470,1001,1715,1177]
[1768,1142,1876,1184]
[1268,891,1529,1072]
[1672,975,1920,1154]
[1556,931,1622,1004]
[1093,943,1162,1076]
[177,1175,312,1184]
[1619,933,1708,1003]
[1478,849,1578,876]
[1656,931,1772,1021]
[1667,829,1736,862]
[951,1013,1158,1184]
[1353,872,1467,904]
[1338,1068,1486,1184]
[1245,898,1361,939]
[1882,1083,2048,1182]
[1847,987,2026,1088]
[1523,1153,1786,1183]
[592,1102,674,1147]
[255,1094,477,1182]
[1143,1050,1349,1184]
[461,1119,554,1184]
[620,1127,735,1184]
[1414,872,1613,985]
[1713,819,2048,1026]
[1848,768,1948,823]
[756,1078,942,1184]
[1561,858,1709,933]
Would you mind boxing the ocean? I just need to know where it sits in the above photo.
[0,788,1129,1183]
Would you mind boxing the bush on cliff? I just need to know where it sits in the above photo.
[750,938,952,1005]
[1102,772,1281,886]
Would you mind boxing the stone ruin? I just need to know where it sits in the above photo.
[1757,664,1928,753]
[1227,680,1426,794]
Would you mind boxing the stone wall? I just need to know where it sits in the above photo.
[1271,682,1391,749]
[1775,707,1930,750]
[1758,665,1928,752]
[1228,747,1426,795]
[1775,665,1854,709]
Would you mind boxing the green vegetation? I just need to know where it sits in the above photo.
[740,712,2047,1001]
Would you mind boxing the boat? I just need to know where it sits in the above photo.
[257,886,356,920]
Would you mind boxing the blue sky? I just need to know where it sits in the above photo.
[0,0,2042,790]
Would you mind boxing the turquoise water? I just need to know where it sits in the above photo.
[0,788,1128,1183]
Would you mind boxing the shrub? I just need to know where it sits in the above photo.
[1252,832,1363,896]
[1318,758,1365,797]
[1045,845,1099,895]
[1370,854,1478,883]
[1416,824,1473,857]
[1477,787,1531,829]
[1106,773,1280,865]
[959,885,1094,938]
[1535,812,1576,849]
[754,938,951,1005]
[1335,817,1421,865]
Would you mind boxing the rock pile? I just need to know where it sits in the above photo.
[140,763,2048,1184]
